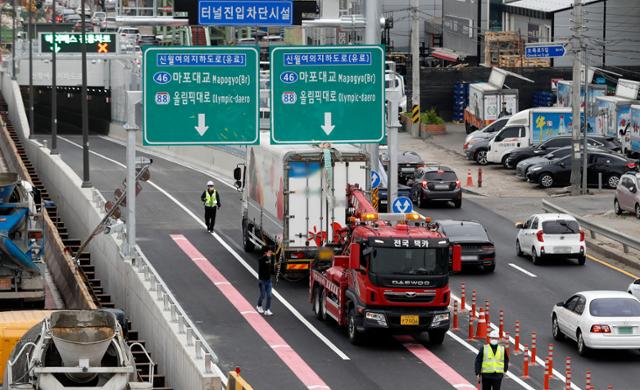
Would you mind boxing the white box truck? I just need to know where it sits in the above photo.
[234,134,369,280]
[464,83,518,133]
[629,105,640,157]
[487,107,574,166]
[594,96,638,154]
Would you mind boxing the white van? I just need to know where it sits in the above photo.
[486,107,573,166]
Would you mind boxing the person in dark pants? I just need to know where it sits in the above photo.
[200,181,221,232]
[475,330,509,390]
[256,246,274,316]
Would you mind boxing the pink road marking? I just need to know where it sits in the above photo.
[395,335,476,389]
[171,234,330,390]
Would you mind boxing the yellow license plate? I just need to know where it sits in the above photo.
[400,315,419,326]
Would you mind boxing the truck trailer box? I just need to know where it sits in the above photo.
[241,133,369,277]
[556,81,606,133]
[594,96,638,152]
[464,82,518,131]
[630,105,640,155]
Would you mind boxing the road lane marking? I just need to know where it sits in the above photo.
[58,136,351,361]
[395,335,475,389]
[171,234,330,390]
[587,254,639,279]
[446,332,536,390]
[508,263,537,278]
[450,293,581,390]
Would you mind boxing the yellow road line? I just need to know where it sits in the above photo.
[586,254,639,279]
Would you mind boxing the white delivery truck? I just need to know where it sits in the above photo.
[234,133,370,280]
[487,107,573,166]
[464,82,518,133]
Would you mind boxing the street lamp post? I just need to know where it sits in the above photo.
[28,0,34,136]
[51,0,57,154]
[80,0,91,187]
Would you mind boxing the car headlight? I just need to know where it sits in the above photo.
[531,166,542,171]
[432,313,450,323]
[365,311,387,326]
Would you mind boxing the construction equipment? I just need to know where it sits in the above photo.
[308,184,462,345]
[0,172,44,306]
[4,310,154,389]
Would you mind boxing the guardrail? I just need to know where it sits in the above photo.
[542,198,640,254]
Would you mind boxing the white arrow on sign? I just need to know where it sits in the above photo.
[195,113,209,136]
[395,199,410,213]
[321,112,335,135]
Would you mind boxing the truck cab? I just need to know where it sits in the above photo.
[310,211,461,345]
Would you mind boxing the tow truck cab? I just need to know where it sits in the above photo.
[311,220,462,344]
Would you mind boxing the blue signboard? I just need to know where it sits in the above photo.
[371,171,381,189]
[391,197,413,214]
[199,1,293,26]
[525,44,566,58]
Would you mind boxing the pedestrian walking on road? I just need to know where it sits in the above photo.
[201,181,221,232]
[256,246,275,316]
[475,330,509,390]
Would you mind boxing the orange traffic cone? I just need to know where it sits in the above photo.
[466,169,474,187]
[475,308,488,340]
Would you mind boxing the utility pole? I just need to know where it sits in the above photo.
[410,0,420,138]
[569,0,583,196]
[581,49,589,194]
[51,0,58,155]
[81,0,91,187]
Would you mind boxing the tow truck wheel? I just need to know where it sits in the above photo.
[313,287,324,320]
[428,329,446,345]
[347,307,364,345]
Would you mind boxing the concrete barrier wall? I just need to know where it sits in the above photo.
[1,73,226,390]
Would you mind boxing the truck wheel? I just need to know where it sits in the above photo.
[347,307,364,345]
[313,287,324,321]
[502,155,511,169]
[242,220,255,252]
[428,329,446,345]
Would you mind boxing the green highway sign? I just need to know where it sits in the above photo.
[39,33,117,54]
[270,45,385,144]
[143,47,259,146]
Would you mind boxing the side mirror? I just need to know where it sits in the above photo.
[559,162,565,167]
[452,244,462,273]
[349,243,361,271]
[515,222,524,229]
[556,301,565,307]
[631,186,637,193]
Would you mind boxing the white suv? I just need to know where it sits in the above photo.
[515,213,585,265]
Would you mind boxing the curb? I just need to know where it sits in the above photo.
[462,187,488,197]
[586,238,640,275]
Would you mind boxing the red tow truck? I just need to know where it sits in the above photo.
[309,185,461,344]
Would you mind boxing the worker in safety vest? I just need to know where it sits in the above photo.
[475,329,509,390]
[200,181,221,232]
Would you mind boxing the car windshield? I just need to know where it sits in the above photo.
[542,220,579,234]
[370,247,447,276]
[441,223,489,241]
[424,171,457,181]
[589,298,640,317]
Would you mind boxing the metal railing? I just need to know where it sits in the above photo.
[90,188,225,379]
[542,198,640,254]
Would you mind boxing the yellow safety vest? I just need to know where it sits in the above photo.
[205,190,218,207]
[481,344,505,374]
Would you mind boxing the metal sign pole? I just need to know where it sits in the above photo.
[365,0,380,174]
[51,0,58,155]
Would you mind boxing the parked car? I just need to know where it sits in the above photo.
[410,166,461,208]
[437,220,495,272]
[515,146,603,180]
[614,172,640,218]
[628,279,640,300]
[464,134,493,165]
[516,213,585,265]
[464,117,510,144]
[552,291,640,355]
[505,136,613,169]
[526,152,638,189]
